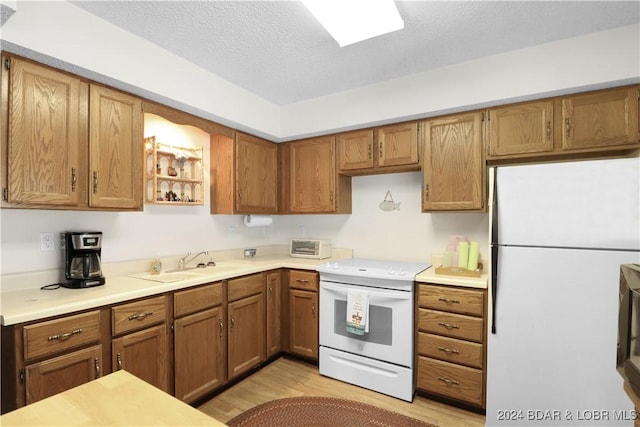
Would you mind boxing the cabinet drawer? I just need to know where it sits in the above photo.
[112,295,167,336]
[417,356,483,407]
[418,332,483,369]
[228,273,263,302]
[418,284,484,316]
[289,270,318,291]
[23,311,101,361]
[418,308,483,343]
[174,282,223,317]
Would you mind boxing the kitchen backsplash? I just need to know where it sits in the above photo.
[0,172,489,276]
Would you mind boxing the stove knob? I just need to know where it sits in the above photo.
[387,267,395,275]
[332,262,339,269]
[398,268,406,276]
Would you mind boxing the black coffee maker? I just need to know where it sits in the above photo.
[63,232,106,288]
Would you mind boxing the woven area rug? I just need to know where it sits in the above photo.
[226,396,437,427]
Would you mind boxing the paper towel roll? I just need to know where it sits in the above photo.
[467,241,480,270]
[457,241,469,268]
[243,215,273,227]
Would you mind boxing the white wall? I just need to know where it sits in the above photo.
[0,170,488,275]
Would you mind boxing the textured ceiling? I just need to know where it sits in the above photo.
[72,1,640,106]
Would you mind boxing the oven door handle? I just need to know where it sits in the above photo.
[320,281,412,301]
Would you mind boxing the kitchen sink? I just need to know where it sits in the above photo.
[129,264,246,283]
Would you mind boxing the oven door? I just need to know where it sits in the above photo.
[319,280,413,368]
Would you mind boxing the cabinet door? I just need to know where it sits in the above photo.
[562,87,639,150]
[89,84,143,209]
[266,270,282,358]
[377,122,419,167]
[25,345,101,405]
[422,112,485,212]
[488,101,554,156]
[112,324,168,392]
[235,133,277,213]
[338,129,374,171]
[289,289,318,360]
[174,307,226,403]
[290,136,337,213]
[6,57,82,205]
[228,293,265,380]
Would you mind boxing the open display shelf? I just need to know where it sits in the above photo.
[144,136,204,205]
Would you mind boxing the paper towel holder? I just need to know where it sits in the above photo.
[243,214,273,227]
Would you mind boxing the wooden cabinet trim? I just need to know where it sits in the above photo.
[174,282,223,318]
[227,273,264,302]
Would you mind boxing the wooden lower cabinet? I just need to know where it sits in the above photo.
[416,283,487,409]
[227,274,266,380]
[287,270,319,360]
[111,295,169,393]
[25,345,102,405]
[174,307,225,403]
[112,324,168,392]
[288,289,318,359]
[173,282,226,403]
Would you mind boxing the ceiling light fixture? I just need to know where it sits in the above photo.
[301,0,404,47]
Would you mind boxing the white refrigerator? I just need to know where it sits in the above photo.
[486,157,640,426]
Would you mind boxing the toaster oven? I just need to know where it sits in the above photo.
[289,239,332,259]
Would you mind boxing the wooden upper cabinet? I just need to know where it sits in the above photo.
[487,101,554,157]
[210,132,277,214]
[89,84,143,209]
[5,57,84,205]
[337,123,420,174]
[561,87,639,150]
[422,112,485,212]
[376,122,419,167]
[288,135,351,213]
[3,55,143,210]
[236,133,277,213]
[338,129,374,171]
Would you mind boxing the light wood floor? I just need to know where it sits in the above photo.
[198,357,485,427]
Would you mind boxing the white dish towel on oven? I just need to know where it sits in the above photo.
[346,289,369,335]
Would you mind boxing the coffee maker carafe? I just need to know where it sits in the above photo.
[64,232,106,288]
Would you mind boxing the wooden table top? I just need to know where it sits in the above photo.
[0,370,225,426]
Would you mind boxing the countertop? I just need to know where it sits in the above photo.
[1,248,487,326]
[0,370,224,426]
[415,267,488,289]
[0,254,335,326]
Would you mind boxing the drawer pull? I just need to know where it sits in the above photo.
[438,298,460,304]
[438,346,460,355]
[48,328,82,341]
[296,279,309,284]
[438,322,460,330]
[438,377,460,386]
[128,311,154,321]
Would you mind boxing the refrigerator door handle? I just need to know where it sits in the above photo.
[490,167,499,334]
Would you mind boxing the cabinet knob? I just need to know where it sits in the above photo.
[565,118,571,138]
[312,303,316,317]
[128,311,154,321]
[71,168,77,192]
[438,377,460,386]
[94,357,101,378]
[116,353,122,370]
[230,316,235,332]
[438,322,460,330]
[218,318,224,337]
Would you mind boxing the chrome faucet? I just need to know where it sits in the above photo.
[178,251,208,270]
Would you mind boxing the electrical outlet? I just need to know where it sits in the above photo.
[40,232,55,252]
